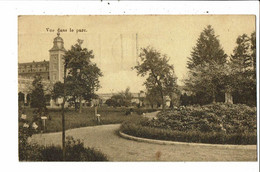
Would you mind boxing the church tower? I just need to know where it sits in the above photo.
[49,32,66,83]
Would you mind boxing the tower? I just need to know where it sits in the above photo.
[49,32,66,83]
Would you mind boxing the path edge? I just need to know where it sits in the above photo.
[119,131,257,150]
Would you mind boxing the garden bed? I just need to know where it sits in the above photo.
[120,103,257,145]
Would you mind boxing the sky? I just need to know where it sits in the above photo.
[18,15,255,94]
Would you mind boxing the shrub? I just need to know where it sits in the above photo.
[120,103,257,145]
[120,122,257,145]
[147,103,256,134]
[40,145,63,161]
[20,136,108,161]
[64,136,108,161]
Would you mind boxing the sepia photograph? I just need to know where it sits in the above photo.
[17,15,257,162]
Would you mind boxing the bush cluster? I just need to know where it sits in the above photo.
[148,103,256,134]
[19,136,108,161]
[120,103,257,145]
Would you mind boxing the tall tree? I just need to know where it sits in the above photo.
[134,46,178,111]
[230,34,252,74]
[229,32,256,106]
[51,39,103,160]
[250,31,256,76]
[64,39,103,113]
[185,25,227,104]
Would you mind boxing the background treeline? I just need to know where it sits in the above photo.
[181,25,256,107]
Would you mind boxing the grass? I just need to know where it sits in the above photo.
[21,106,145,133]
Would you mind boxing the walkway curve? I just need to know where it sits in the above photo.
[30,124,257,161]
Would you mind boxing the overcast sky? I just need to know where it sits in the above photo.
[18,15,255,93]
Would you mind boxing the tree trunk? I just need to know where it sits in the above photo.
[160,93,165,112]
[95,106,97,115]
[225,89,233,104]
[79,96,82,114]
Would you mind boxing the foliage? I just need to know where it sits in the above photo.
[149,103,256,134]
[30,74,47,111]
[39,136,108,161]
[145,86,163,108]
[19,109,42,161]
[52,81,65,100]
[105,98,120,107]
[229,32,256,106]
[60,39,103,112]
[105,87,133,107]
[120,103,256,144]
[185,25,228,104]
[20,136,108,161]
[120,122,256,145]
[134,46,179,110]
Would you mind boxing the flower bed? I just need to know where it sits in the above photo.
[120,103,257,145]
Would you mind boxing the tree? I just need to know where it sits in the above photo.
[52,81,65,100]
[51,39,102,160]
[145,87,163,109]
[134,46,178,111]
[250,31,256,74]
[229,32,256,106]
[30,74,46,111]
[118,87,133,107]
[105,98,118,107]
[185,25,227,104]
[64,39,103,113]
[107,87,133,107]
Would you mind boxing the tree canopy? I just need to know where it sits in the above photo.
[185,25,228,104]
[30,74,46,109]
[229,32,256,106]
[105,87,133,107]
[134,46,178,110]
[52,39,102,112]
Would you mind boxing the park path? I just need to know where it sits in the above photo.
[30,124,257,161]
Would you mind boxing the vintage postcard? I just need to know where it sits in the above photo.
[18,15,256,162]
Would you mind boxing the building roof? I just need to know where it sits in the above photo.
[18,60,49,66]
[49,32,66,52]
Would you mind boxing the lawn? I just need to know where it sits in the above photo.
[20,106,145,133]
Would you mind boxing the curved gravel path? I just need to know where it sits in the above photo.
[30,124,257,161]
